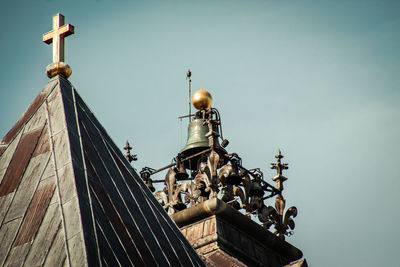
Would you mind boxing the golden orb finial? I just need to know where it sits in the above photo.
[46,62,72,78]
[192,89,212,110]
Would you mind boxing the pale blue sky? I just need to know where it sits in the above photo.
[1,0,399,266]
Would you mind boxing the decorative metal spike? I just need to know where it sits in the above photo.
[260,150,297,239]
[124,140,138,163]
[270,150,288,190]
[276,149,283,159]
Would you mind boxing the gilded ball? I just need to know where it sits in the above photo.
[46,62,72,79]
[192,89,212,110]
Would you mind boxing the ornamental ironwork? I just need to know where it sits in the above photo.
[127,74,298,239]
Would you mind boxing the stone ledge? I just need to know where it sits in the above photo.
[171,198,302,262]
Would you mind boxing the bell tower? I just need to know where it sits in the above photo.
[134,72,307,266]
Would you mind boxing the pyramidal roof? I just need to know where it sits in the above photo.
[0,75,204,266]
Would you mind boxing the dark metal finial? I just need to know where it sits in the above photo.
[124,140,137,163]
[187,69,192,121]
[275,149,283,160]
[256,150,297,239]
[271,149,288,179]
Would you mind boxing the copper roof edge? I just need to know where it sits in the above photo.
[171,198,303,262]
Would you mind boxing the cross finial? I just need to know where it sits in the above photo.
[270,149,288,190]
[271,149,288,176]
[43,14,74,79]
[124,141,138,163]
[43,13,74,63]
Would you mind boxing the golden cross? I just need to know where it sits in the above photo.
[43,14,74,63]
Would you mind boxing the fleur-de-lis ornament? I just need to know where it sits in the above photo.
[258,150,297,239]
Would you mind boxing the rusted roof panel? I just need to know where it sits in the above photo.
[4,152,51,222]
[32,127,50,157]
[13,181,55,246]
[24,201,62,266]
[0,126,44,197]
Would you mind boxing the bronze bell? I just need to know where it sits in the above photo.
[180,118,209,157]
[249,180,264,197]
[175,161,189,180]
[180,118,227,170]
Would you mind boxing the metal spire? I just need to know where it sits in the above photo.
[124,141,137,163]
[187,69,192,122]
